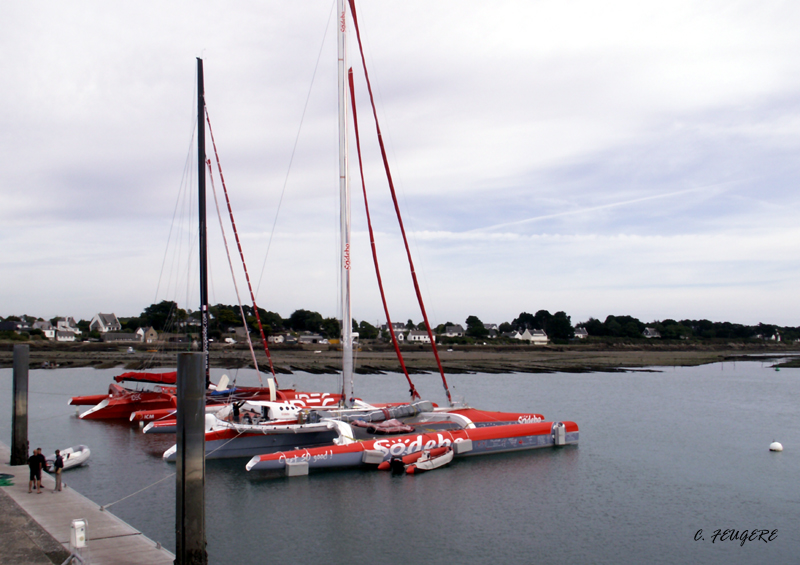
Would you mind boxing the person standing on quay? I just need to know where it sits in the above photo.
[53,449,64,492]
[28,447,44,493]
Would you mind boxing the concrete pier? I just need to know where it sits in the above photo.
[0,443,174,564]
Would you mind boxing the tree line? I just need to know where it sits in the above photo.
[1,304,797,343]
[104,304,800,344]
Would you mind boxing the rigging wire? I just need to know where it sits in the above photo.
[141,123,197,367]
[205,107,278,382]
[255,0,337,301]
[353,3,442,330]
[348,67,419,400]
[205,156,263,385]
[154,128,195,304]
[348,0,452,405]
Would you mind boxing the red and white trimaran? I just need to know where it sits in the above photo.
[77,0,578,468]
[165,0,579,467]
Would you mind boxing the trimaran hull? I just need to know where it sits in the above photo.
[247,421,579,472]
[160,407,549,460]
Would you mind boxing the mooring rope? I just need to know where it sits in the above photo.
[100,430,247,511]
[101,473,175,511]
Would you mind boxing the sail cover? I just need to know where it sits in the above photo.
[113,371,178,385]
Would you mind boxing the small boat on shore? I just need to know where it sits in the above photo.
[46,445,91,471]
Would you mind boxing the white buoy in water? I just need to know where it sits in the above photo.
[769,441,783,452]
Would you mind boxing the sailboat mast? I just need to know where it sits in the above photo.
[338,0,353,406]
[197,57,210,388]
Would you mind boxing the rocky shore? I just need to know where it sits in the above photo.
[2,340,798,374]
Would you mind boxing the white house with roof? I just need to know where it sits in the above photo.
[519,328,549,345]
[54,317,81,334]
[32,320,56,339]
[407,330,435,343]
[56,330,77,342]
[642,327,661,339]
[574,327,589,339]
[444,325,465,337]
[90,313,122,333]
[298,333,327,344]
[501,330,522,339]
[135,327,159,343]
[380,322,407,342]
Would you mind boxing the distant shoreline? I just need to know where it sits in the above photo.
[2,340,798,374]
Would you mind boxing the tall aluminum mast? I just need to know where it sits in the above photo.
[197,57,210,389]
[338,0,353,406]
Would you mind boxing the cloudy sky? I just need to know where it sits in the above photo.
[3,1,800,328]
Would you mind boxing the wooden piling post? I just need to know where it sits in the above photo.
[175,352,207,564]
[11,344,29,466]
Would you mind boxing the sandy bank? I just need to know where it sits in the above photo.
[2,340,797,374]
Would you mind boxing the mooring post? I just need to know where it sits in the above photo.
[11,344,29,466]
[175,352,207,565]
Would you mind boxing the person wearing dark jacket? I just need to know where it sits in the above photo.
[28,448,45,493]
[53,449,64,492]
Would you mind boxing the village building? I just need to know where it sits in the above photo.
[298,333,327,344]
[32,320,56,339]
[518,328,549,345]
[381,322,407,333]
[408,330,435,343]
[90,313,122,333]
[101,332,141,343]
[0,320,31,333]
[574,327,589,339]
[55,330,77,342]
[642,327,661,339]
[135,327,159,343]
[444,325,465,338]
[55,317,81,334]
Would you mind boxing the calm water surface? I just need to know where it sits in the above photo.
[1,360,798,564]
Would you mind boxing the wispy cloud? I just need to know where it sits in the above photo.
[466,182,736,234]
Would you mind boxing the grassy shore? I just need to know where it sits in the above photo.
[1,339,798,374]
